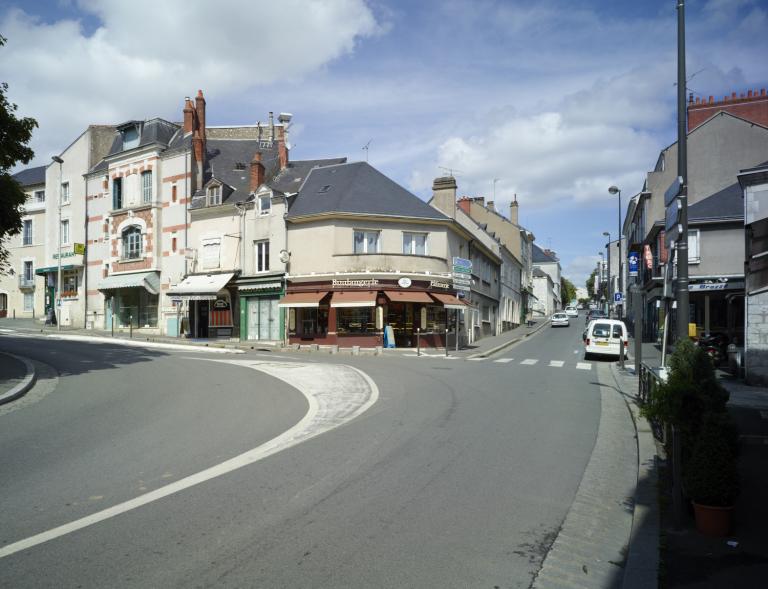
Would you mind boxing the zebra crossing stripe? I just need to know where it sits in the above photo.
[576,362,592,370]
[521,359,538,365]
[494,358,514,363]
[467,357,486,361]
[549,360,564,367]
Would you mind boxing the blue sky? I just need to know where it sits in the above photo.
[3,0,767,287]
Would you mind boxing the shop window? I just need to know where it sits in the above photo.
[62,270,78,298]
[295,308,328,337]
[122,226,142,260]
[403,232,428,255]
[202,238,221,270]
[353,230,379,254]
[337,307,375,334]
[425,305,446,331]
[114,288,158,328]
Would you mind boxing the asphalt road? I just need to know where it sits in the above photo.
[0,319,605,588]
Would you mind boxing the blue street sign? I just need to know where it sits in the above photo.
[614,292,624,303]
[628,252,639,277]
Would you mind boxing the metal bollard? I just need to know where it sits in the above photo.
[445,327,449,357]
[129,314,133,338]
[111,315,114,337]
[619,335,625,369]
[416,327,421,356]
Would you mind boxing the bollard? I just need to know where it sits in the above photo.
[129,314,133,339]
[13,309,16,319]
[417,327,421,356]
[619,335,625,369]
[445,327,449,357]
[111,315,114,337]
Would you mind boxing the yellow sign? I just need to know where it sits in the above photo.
[73,243,86,255]
[688,323,697,338]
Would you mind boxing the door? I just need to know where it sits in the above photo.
[247,297,280,341]
[198,301,209,338]
[105,297,112,329]
[247,298,259,340]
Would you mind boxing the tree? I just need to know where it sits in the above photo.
[0,35,38,275]
[560,276,576,306]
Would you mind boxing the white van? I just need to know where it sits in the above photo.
[584,319,628,359]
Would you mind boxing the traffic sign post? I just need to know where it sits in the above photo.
[614,292,624,304]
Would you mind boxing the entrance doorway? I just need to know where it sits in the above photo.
[247,297,280,340]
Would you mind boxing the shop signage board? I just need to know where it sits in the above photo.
[397,277,412,288]
[453,257,472,269]
[628,252,639,277]
[454,284,470,292]
[73,243,86,255]
[453,265,471,274]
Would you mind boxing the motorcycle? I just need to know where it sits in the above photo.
[696,332,729,365]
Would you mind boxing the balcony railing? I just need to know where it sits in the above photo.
[18,275,36,289]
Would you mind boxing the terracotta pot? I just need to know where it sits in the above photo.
[692,502,734,537]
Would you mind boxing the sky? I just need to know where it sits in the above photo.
[2,0,768,288]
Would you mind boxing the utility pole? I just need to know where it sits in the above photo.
[676,0,690,341]
[52,155,64,331]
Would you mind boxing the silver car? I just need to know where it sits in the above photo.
[551,312,570,327]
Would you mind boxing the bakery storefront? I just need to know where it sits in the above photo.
[279,277,467,348]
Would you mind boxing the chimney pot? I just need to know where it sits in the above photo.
[250,152,265,191]
[487,200,495,211]
[732,92,737,99]
[688,93,693,103]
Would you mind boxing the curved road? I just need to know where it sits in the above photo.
[0,320,609,588]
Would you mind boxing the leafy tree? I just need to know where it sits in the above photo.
[560,276,576,306]
[0,35,38,274]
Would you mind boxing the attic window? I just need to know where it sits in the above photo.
[318,185,332,194]
[121,125,140,150]
[234,162,246,171]
[207,185,222,206]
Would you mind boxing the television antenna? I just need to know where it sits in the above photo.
[438,166,464,177]
[362,139,372,162]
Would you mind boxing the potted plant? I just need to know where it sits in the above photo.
[683,414,740,536]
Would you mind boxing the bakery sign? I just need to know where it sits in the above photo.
[429,280,450,289]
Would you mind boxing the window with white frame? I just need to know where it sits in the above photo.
[60,219,70,245]
[353,230,379,254]
[141,170,152,203]
[258,194,271,215]
[122,226,142,259]
[23,260,34,281]
[34,190,45,203]
[22,219,32,245]
[207,184,221,206]
[255,240,270,273]
[201,238,221,269]
[688,229,700,264]
[62,269,78,297]
[61,182,70,204]
[23,292,34,312]
[403,232,428,255]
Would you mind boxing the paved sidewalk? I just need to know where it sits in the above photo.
[0,352,26,395]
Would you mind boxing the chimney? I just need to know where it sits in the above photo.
[509,195,519,225]
[431,176,457,218]
[278,112,292,170]
[457,196,471,215]
[195,90,206,137]
[487,201,495,212]
[250,152,265,191]
[192,90,207,190]
[268,111,274,142]
[183,97,194,134]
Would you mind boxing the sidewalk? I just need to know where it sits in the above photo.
[458,318,548,358]
[0,351,36,404]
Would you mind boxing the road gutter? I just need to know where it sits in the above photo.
[468,319,550,359]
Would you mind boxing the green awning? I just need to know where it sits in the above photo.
[98,271,160,295]
[35,265,78,275]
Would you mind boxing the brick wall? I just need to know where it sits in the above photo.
[688,89,768,131]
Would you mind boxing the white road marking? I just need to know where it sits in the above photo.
[467,357,487,361]
[574,350,580,354]
[549,360,565,367]
[0,328,16,333]
[44,334,244,354]
[521,359,538,365]
[0,359,379,559]
[576,362,592,370]
[494,358,514,363]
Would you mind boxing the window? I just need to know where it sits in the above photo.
[171,236,177,253]
[61,182,70,204]
[403,232,427,255]
[207,185,221,206]
[337,307,375,334]
[122,126,139,150]
[141,170,152,203]
[201,238,221,269]
[172,184,177,202]
[23,260,34,281]
[62,269,78,298]
[61,219,70,245]
[22,219,32,245]
[113,178,123,209]
[34,190,45,203]
[258,194,271,215]
[482,305,491,322]
[23,292,34,312]
[688,229,700,264]
[122,226,142,260]
[255,240,270,273]
[353,230,379,254]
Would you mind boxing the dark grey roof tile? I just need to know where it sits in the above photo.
[689,182,744,220]
[12,165,46,187]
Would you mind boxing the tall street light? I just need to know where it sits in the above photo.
[598,252,605,306]
[609,186,622,319]
[603,231,612,317]
[52,155,64,331]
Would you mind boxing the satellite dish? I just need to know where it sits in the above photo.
[279,250,291,264]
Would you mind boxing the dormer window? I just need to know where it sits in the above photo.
[258,194,271,215]
[234,162,246,171]
[207,184,222,206]
[121,125,140,150]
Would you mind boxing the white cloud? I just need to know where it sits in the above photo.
[1,0,379,164]
[563,255,601,289]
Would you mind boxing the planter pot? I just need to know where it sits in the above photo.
[692,502,734,537]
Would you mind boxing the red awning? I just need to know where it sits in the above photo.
[330,290,378,308]
[278,292,328,308]
[430,292,469,310]
[384,290,434,304]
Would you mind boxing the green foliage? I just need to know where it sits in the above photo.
[560,277,576,307]
[0,35,39,274]
[683,414,740,506]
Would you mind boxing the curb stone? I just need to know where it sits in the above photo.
[468,319,550,359]
[0,352,37,405]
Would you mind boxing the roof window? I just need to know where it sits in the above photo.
[234,162,246,171]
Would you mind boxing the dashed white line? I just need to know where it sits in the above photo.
[549,360,565,367]
[521,359,538,365]
[576,362,592,370]
[494,358,514,363]
[467,357,487,361]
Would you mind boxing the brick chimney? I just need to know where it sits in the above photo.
[431,176,457,218]
[688,87,768,131]
[250,152,265,191]
[195,90,206,138]
[457,196,471,215]
[183,97,194,134]
[487,201,495,212]
[192,90,207,190]
[278,137,289,170]
[509,195,519,225]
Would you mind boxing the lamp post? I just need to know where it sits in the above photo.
[609,186,622,319]
[598,252,605,308]
[603,231,611,317]
[52,155,64,331]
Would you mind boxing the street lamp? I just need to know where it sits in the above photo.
[52,155,64,331]
[609,186,622,319]
[603,231,611,317]
[598,252,605,307]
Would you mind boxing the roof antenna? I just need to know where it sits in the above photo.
[438,166,464,177]
[362,139,372,162]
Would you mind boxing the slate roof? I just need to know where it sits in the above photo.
[270,158,347,195]
[105,118,181,157]
[533,268,549,278]
[287,161,449,221]
[532,243,558,263]
[688,182,744,221]
[12,165,46,187]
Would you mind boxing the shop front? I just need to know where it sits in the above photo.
[688,279,745,343]
[279,278,468,349]
[236,276,285,343]
[98,271,161,330]
[167,272,237,339]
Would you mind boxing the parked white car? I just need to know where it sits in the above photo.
[565,306,578,317]
[551,312,570,327]
[584,319,628,359]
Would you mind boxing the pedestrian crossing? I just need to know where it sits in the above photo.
[399,353,597,370]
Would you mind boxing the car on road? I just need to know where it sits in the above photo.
[585,309,607,325]
[551,312,570,327]
[584,319,628,359]
[564,306,578,318]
